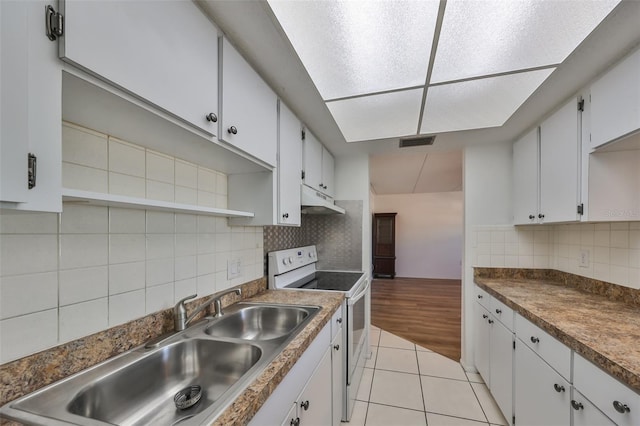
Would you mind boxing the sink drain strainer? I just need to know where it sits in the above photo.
[174,385,202,410]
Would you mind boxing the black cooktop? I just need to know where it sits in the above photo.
[286,271,364,292]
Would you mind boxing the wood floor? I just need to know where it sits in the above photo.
[371,277,461,361]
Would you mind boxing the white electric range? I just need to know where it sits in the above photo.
[268,245,370,422]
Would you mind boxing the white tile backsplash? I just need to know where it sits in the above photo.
[0,123,264,364]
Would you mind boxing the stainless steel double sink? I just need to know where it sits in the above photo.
[1,303,320,425]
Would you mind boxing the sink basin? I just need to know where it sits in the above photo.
[204,304,317,340]
[2,303,320,425]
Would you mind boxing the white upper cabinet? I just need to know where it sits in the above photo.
[303,130,335,198]
[1,0,61,212]
[278,101,302,225]
[590,47,640,149]
[513,128,539,225]
[512,97,582,225]
[539,97,581,223]
[219,37,277,167]
[59,0,219,136]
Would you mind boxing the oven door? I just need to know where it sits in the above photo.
[345,278,370,420]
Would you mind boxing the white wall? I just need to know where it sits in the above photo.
[373,192,463,279]
[335,155,371,274]
[462,142,513,368]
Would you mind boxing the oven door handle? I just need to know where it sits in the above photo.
[350,279,370,303]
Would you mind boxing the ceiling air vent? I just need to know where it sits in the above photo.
[399,135,435,148]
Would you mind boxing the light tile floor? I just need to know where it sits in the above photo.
[349,325,508,426]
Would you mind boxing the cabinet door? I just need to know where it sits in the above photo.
[303,130,323,192]
[512,128,539,225]
[60,0,219,136]
[590,47,640,149]
[220,37,277,166]
[1,0,61,211]
[321,147,335,198]
[331,328,344,426]
[278,101,302,225]
[490,319,513,425]
[539,98,580,223]
[298,349,332,426]
[514,341,570,426]
[572,389,615,426]
[474,304,491,384]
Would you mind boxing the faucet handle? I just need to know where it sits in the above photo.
[174,294,197,331]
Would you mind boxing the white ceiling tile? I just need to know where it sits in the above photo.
[431,0,620,83]
[414,151,463,193]
[328,89,423,142]
[268,0,439,100]
[420,69,554,134]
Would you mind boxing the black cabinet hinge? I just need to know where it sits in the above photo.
[301,129,306,141]
[513,340,516,350]
[577,203,584,215]
[301,170,305,180]
[513,415,516,425]
[45,5,64,41]
[28,153,37,189]
[577,99,584,112]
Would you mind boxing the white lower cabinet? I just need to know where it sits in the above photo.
[250,313,342,426]
[571,388,615,426]
[474,303,491,383]
[514,339,570,426]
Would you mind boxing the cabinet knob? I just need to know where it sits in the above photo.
[282,213,289,219]
[336,318,342,324]
[334,344,340,351]
[530,336,540,344]
[300,400,310,411]
[495,309,502,314]
[228,126,238,135]
[571,400,584,411]
[477,295,483,299]
[553,384,565,393]
[290,418,300,426]
[538,213,545,219]
[482,314,488,319]
[205,112,217,123]
[488,319,494,324]
[613,401,631,414]
[529,215,535,220]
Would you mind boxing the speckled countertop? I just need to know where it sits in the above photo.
[475,274,640,393]
[0,283,344,426]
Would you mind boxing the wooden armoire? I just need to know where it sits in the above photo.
[372,213,397,278]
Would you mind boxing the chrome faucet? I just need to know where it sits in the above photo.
[174,288,242,331]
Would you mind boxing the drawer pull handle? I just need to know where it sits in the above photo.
[495,309,502,314]
[205,112,217,123]
[228,126,238,135]
[613,401,630,414]
[290,417,300,426]
[336,318,342,324]
[334,344,340,351]
[482,314,488,319]
[553,384,565,393]
[571,400,584,410]
[300,400,310,410]
[477,295,483,299]
[530,336,540,344]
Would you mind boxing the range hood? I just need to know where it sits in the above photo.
[301,185,346,215]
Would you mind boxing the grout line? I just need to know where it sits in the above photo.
[469,381,491,424]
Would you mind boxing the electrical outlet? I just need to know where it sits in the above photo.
[227,259,241,279]
[579,249,590,268]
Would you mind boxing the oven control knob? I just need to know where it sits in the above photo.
[288,257,293,264]
[282,258,288,266]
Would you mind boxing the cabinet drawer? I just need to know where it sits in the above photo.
[574,353,640,426]
[489,297,514,331]
[475,286,491,309]
[515,314,571,380]
[571,388,615,426]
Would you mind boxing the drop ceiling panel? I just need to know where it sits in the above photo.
[414,151,463,193]
[431,0,620,84]
[420,69,554,134]
[370,152,426,195]
[267,0,438,100]
[328,89,423,142]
